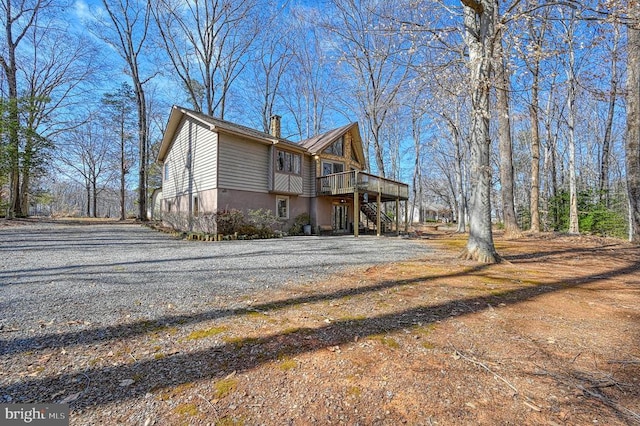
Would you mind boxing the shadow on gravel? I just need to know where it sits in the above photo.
[1,256,638,424]
[0,243,629,356]
[0,264,489,356]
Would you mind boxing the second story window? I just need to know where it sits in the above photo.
[276,150,301,175]
[322,161,344,176]
[323,137,343,156]
[164,162,170,181]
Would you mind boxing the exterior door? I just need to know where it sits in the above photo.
[332,204,348,232]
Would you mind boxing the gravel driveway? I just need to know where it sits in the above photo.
[1,222,430,338]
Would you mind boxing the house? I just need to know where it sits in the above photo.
[156,106,409,236]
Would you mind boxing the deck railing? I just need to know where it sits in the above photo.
[317,170,409,199]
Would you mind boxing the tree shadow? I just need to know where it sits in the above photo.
[0,263,489,355]
[1,259,638,416]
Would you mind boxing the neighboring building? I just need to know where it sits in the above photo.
[411,202,453,223]
[156,106,409,235]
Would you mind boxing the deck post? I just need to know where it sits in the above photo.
[353,171,359,237]
[404,200,409,233]
[395,197,400,236]
[376,186,382,237]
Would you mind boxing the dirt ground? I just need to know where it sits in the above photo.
[2,222,639,425]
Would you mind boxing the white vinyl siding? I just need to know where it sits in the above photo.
[217,134,269,192]
[163,117,217,199]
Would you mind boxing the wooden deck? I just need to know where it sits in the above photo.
[316,171,409,201]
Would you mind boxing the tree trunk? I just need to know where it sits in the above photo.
[101,0,149,221]
[600,25,619,207]
[411,114,422,224]
[626,9,640,243]
[137,85,147,221]
[120,113,126,221]
[543,85,560,229]
[2,0,21,218]
[19,166,29,216]
[1,0,45,218]
[494,28,520,239]
[460,0,499,263]
[86,182,91,217]
[529,101,541,232]
[565,17,579,235]
[444,116,467,233]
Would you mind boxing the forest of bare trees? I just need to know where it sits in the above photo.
[1,0,639,260]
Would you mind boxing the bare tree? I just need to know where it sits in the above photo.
[98,0,152,221]
[57,119,115,217]
[521,5,549,233]
[494,15,521,238]
[102,83,137,221]
[285,7,337,139]
[558,9,582,234]
[326,0,412,178]
[152,0,260,118]
[245,4,293,134]
[438,109,468,233]
[0,0,50,217]
[18,11,98,215]
[627,3,640,242]
[599,23,621,206]
[459,0,499,263]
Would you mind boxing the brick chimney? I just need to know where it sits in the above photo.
[270,115,281,138]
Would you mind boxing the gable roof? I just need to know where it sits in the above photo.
[299,122,366,167]
[158,106,281,162]
[158,106,366,167]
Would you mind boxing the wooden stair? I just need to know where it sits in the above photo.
[360,203,393,232]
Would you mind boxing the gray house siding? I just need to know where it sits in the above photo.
[162,116,218,201]
[217,133,269,192]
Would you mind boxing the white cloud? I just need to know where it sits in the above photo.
[73,0,100,24]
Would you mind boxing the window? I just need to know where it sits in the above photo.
[323,137,343,156]
[351,142,359,162]
[166,200,173,212]
[276,150,301,175]
[193,196,199,217]
[164,162,170,180]
[322,161,344,176]
[276,196,289,220]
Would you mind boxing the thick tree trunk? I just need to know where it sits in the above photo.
[626,12,640,243]
[460,0,499,263]
[494,30,521,239]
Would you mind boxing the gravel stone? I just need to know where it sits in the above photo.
[1,223,430,338]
